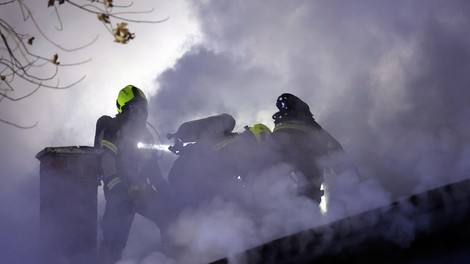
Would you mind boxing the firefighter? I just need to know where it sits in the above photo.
[270,93,358,204]
[166,114,238,210]
[196,122,274,204]
[95,85,173,264]
[167,115,272,211]
[214,123,273,192]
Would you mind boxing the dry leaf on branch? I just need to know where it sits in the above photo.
[47,0,65,7]
[105,0,113,8]
[97,13,110,23]
[113,22,135,44]
[51,54,60,65]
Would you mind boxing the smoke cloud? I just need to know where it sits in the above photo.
[151,0,470,198]
[2,0,470,263]
[143,0,470,262]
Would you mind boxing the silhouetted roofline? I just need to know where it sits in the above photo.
[211,178,470,263]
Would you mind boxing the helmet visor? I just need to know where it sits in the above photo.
[276,96,289,111]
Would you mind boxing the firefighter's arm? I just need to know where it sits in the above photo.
[94,115,113,147]
[100,138,128,194]
[101,151,122,189]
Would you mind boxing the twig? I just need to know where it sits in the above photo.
[0,82,41,101]
[0,0,14,6]
[0,117,38,129]
[18,1,99,52]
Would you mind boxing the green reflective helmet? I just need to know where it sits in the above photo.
[248,123,272,143]
[116,85,147,113]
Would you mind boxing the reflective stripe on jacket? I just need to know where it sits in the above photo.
[273,120,317,134]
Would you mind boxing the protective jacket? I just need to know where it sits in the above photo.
[271,119,346,203]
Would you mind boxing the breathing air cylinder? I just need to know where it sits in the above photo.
[167,113,236,142]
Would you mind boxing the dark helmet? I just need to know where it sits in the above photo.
[276,93,311,114]
[273,93,314,124]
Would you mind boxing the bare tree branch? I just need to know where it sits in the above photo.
[0,82,41,101]
[0,0,15,6]
[0,117,38,129]
[55,0,170,43]
[0,0,167,129]
[19,2,99,52]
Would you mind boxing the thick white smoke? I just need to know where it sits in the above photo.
[2,0,470,263]
[139,0,470,263]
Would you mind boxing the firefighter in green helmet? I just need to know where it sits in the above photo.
[94,85,173,264]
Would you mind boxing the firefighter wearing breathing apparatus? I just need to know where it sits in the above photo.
[94,85,172,264]
[213,123,273,192]
[271,93,357,204]
[167,114,272,210]
[201,122,273,205]
[167,114,237,210]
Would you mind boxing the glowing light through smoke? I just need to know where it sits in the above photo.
[136,142,172,151]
